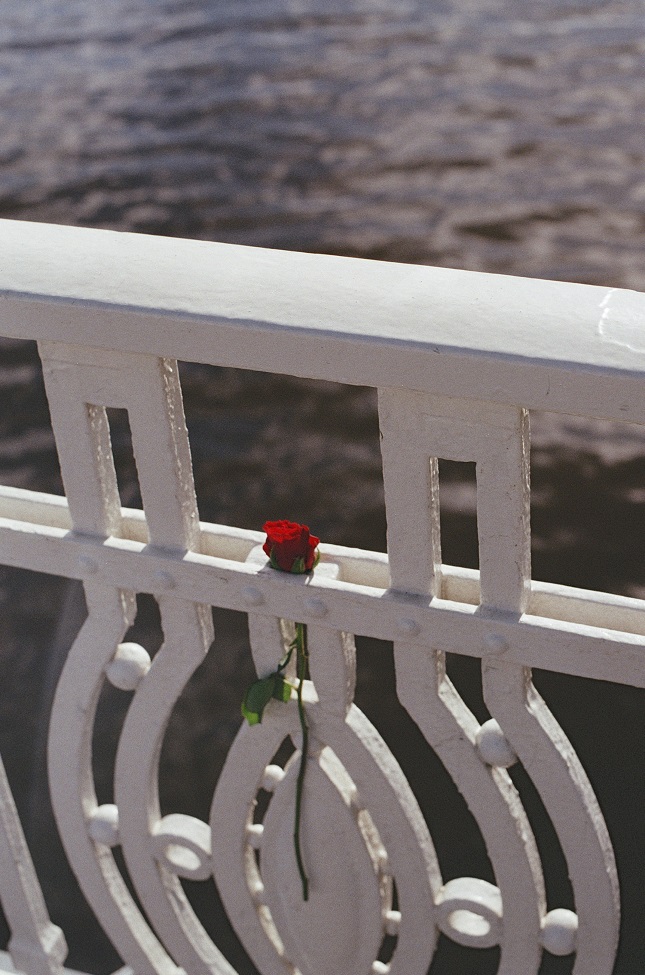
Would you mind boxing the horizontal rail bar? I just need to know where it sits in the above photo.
[0,220,644,422]
[2,486,644,635]
[0,487,643,687]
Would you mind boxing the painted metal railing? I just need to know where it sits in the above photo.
[0,218,644,975]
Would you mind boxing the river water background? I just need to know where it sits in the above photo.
[0,1,644,973]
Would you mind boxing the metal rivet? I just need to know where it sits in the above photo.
[540,909,578,956]
[249,879,266,905]
[348,784,361,813]
[245,823,264,850]
[475,719,517,768]
[261,765,285,792]
[397,618,420,636]
[375,846,389,874]
[303,596,328,618]
[242,586,265,607]
[153,569,176,590]
[371,962,391,975]
[78,554,99,576]
[87,804,120,847]
[384,909,401,936]
[483,632,508,653]
[105,642,151,691]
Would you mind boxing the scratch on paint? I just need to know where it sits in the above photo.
[598,288,645,352]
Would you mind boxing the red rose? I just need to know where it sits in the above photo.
[262,520,320,573]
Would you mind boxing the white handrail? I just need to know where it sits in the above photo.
[0,219,644,422]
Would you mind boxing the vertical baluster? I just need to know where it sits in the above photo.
[305,626,356,721]
[125,357,200,552]
[476,407,531,615]
[48,581,177,975]
[101,352,237,975]
[304,624,441,975]
[379,387,546,975]
[213,549,441,975]
[115,596,235,975]
[0,754,67,975]
[476,408,620,972]
[380,417,441,597]
[40,341,199,975]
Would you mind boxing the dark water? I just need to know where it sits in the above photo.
[1,0,644,284]
[0,2,644,973]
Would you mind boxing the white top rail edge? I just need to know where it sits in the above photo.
[0,218,644,423]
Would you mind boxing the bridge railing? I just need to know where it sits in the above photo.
[0,218,643,975]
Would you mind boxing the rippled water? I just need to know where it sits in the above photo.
[1,0,644,283]
[1,2,645,973]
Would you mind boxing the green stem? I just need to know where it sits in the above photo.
[293,621,309,901]
[277,641,295,674]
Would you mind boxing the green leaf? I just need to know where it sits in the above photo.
[290,556,306,573]
[241,702,261,725]
[272,675,293,703]
[241,673,293,724]
[241,677,276,725]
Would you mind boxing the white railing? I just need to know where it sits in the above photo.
[0,218,644,975]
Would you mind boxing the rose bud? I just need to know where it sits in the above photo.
[262,520,320,573]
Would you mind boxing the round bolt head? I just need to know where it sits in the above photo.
[78,554,99,576]
[397,618,420,636]
[483,632,508,653]
[242,586,264,607]
[304,596,327,618]
[153,569,176,590]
